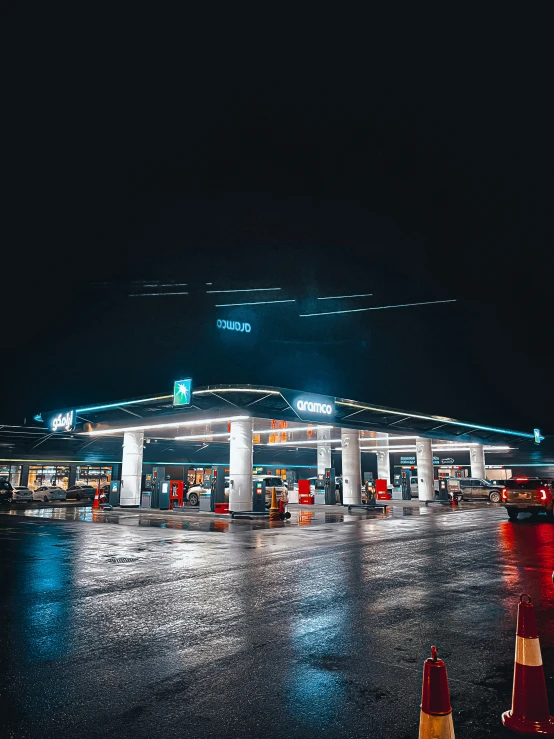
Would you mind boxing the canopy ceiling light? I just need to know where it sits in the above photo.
[337,401,535,439]
[83,415,250,437]
[193,388,280,395]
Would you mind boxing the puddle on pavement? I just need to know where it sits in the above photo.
[1,500,484,532]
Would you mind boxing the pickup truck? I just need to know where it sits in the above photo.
[501,477,554,520]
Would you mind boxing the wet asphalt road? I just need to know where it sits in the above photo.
[1,504,553,739]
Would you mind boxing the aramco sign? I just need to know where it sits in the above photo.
[216,319,251,333]
[47,410,75,432]
[296,399,334,415]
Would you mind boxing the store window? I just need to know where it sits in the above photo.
[28,465,70,490]
[0,464,19,485]
[75,466,112,489]
[9,465,22,486]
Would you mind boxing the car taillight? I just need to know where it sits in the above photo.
[539,488,551,502]
[501,488,509,501]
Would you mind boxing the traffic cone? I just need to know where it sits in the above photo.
[419,646,455,739]
[92,487,100,510]
[269,487,279,518]
[502,594,554,734]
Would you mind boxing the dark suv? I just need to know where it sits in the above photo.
[501,478,554,520]
[459,478,503,502]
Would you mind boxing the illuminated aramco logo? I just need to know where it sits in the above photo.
[216,319,251,333]
[296,399,334,415]
[50,410,74,432]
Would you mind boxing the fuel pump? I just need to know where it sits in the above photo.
[151,466,166,508]
[210,468,227,512]
[252,479,266,512]
[324,468,336,505]
[109,480,120,507]
[159,479,170,510]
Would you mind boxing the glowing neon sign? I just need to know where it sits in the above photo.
[296,399,334,415]
[49,410,75,432]
[217,319,251,333]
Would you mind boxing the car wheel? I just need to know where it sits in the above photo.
[489,491,501,503]
[188,492,199,506]
[507,508,518,521]
[43,496,49,503]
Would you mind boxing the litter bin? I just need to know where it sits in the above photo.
[199,492,211,512]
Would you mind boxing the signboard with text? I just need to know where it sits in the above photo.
[281,390,336,422]
[44,409,76,433]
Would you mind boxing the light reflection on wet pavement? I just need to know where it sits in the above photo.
[1,502,552,739]
[1,498,499,532]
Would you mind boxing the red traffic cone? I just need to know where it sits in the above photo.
[92,487,100,510]
[502,594,554,734]
[419,646,455,738]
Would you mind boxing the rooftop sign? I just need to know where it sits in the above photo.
[44,409,76,433]
[281,390,336,422]
[173,378,192,407]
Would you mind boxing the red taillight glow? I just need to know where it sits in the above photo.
[539,488,549,502]
[501,488,509,501]
[515,477,529,482]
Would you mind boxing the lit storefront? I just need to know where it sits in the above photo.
[28,465,70,490]
[75,466,113,489]
[0,463,115,491]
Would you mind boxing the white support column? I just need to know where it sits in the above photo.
[416,437,434,502]
[229,418,253,512]
[376,432,391,485]
[341,429,361,505]
[317,426,332,476]
[120,431,144,507]
[470,445,486,479]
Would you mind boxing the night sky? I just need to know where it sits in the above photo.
[4,27,553,434]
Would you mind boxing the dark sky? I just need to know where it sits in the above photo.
[4,23,554,434]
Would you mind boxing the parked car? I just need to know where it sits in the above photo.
[186,483,209,506]
[12,486,33,502]
[409,478,440,498]
[502,477,554,520]
[66,484,96,501]
[186,475,288,507]
[254,475,288,503]
[459,478,503,502]
[0,478,14,504]
[32,486,67,502]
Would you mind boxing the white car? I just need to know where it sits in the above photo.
[12,486,33,502]
[32,486,67,502]
[186,475,288,507]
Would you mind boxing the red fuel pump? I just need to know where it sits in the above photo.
[169,480,184,509]
[375,478,392,500]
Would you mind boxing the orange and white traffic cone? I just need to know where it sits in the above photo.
[419,646,455,738]
[92,487,100,510]
[269,487,279,518]
[502,594,554,734]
